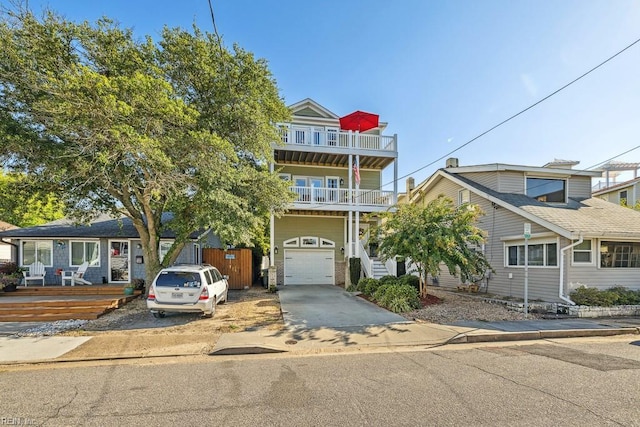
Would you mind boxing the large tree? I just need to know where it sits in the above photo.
[0,172,64,227]
[0,7,292,283]
[372,195,492,297]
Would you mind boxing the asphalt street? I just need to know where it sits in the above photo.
[1,336,639,426]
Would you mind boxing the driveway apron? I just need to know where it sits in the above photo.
[278,285,408,330]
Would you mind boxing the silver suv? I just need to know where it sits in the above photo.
[147,264,229,318]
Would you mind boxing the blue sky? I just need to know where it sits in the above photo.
[13,0,640,188]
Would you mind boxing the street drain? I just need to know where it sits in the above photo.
[285,340,298,345]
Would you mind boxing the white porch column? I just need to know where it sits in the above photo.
[269,161,275,266]
[393,138,398,204]
[348,210,353,258]
[348,153,353,258]
[355,154,360,258]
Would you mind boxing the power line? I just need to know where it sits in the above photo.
[585,144,640,170]
[383,35,640,189]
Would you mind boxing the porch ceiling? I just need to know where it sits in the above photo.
[274,150,394,169]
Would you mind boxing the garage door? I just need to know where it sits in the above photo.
[284,250,334,285]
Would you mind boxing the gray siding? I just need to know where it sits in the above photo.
[497,171,525,193]
[456,172,497,189]
[567,176,592,199]
[416,178,563,302]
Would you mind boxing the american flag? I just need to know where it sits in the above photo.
[353,161,360,185]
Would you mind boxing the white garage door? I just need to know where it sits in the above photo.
[284,250,334,285]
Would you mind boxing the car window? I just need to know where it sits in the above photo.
[203,269,214,285]
[212,268,222,281]
[155,271,201,288]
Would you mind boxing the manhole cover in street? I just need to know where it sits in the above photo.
[285,340,298,345]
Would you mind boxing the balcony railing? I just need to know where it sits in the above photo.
[289,186,395,207]
[278,127,396,152]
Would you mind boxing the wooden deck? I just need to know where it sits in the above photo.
[0,286,142,322]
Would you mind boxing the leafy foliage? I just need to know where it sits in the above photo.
[375,284,420,313]
[349,258,361,287]
[570,286,640,306]
[379,275,398,285]
[356,277,378,295]
[397,274,420,292]
[0,7,291,284]
[372,195,492,297]
[0,172,63,227]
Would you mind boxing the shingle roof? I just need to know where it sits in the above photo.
[447,170,640,238]
[0,213,202,239]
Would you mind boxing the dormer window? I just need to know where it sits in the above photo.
[526,177,566,203]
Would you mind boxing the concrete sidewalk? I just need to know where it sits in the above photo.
[0,319,638,364]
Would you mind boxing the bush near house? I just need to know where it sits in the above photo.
[570,286,640,306]
[397,274,420,292]
[354,276,420,313]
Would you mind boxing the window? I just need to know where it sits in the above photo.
[22,240,53,267]
[327,128,338,146]
[320,238,336,248]
[600,241,640,268]
[458,189,470,205]
[70,241,100,267]
[277,124,289,144]
[620,190,628,206]
[572,240,592,264]
[159,241,173,262]
[283,238,299,247]
[506,241,558,267]
[301,236,319,247]
[526,177,566,202]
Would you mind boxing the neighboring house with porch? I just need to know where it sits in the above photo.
[270,98,398,286]
[0,220,19,263]
[0,214,220,285]
[406,159,640,303]
[591,160,640,208]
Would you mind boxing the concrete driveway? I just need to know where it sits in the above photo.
[278,285,408,330]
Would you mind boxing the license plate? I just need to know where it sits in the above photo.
[171,292,183,298]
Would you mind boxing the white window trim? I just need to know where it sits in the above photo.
[458,189,470,205]
[571,239,595,266]
[69,239,101,267]
[21,240,53,267]
[503,237,559,269]
[283,237,299,247]
[300,236,319,247]
[159,240,174,263]
[525,175,568,203]
[599,239,640,269]
[320,238,336,248]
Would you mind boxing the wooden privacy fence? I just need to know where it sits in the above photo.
[202,248,253,290]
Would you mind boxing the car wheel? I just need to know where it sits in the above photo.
[219,289,228,304]
[153,311,165,319]
[204,300,216,318]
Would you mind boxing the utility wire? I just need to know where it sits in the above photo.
[383,35,640,189]
[585,144,640,170]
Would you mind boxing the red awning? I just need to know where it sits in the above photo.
[339,110,379,132]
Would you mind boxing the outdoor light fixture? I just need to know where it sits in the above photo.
[136,243,142,249]
[274,246,278,254]
[340,247,345,254]
[56,240,65,249]
[339,178,344,186]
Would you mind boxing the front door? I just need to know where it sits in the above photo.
[109,240,130,283]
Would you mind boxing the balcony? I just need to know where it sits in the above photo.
[274,127,397,169]
[289,186,395,212]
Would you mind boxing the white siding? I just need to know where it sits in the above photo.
[457,172,497,189]
[497,171,525,193]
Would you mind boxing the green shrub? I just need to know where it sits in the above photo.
[570,286,619,306]
[608,286,640,305]
[377,284,420,312]
[349,258,361,288]
[379,275,398,285]
[364,278,384,297]
[345,284,358,292]
[357,278,378,295]
[398,274,420,291]
[372,284,392,302]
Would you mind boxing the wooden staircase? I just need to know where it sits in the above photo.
[0,286,142,322]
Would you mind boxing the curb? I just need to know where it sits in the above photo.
[449,327,640,344]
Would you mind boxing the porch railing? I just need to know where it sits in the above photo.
[359,239,373,278]
[278,127,396,152]
[289,186,395,206]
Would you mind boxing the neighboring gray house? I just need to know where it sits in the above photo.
[0,214,221,285]
[406,160,640,303]
[0,220,19,263]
